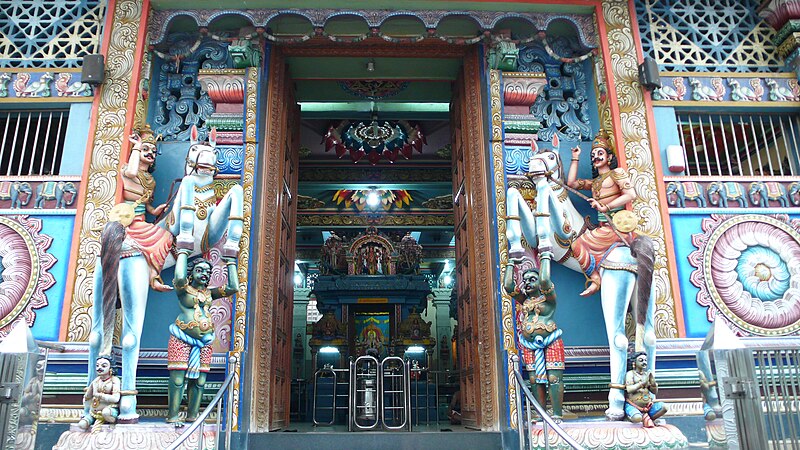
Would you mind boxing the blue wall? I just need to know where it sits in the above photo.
[59,103,92,175]
[31,214,75,341]
[653,106,682,175]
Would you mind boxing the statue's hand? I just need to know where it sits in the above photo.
[571,146,582,159]
[152,203,167,217]
[128,133,142,148]
[588,198,608,212]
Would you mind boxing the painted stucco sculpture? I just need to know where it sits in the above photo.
[89,124,244,422]
[78,356,120,431]
[504,255,565,421]
[505,141,656,420]
[167,251,238,425]
[623,351,666,428]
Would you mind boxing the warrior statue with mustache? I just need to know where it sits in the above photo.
[117,124,174,292]
[566,130,638,296]
[166,251,238,425]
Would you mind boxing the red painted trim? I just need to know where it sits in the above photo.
[626,0,686,337]
[60,0,152,340]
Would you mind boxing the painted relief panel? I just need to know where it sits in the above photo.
[672,213,800,337]
[0,215,68,340]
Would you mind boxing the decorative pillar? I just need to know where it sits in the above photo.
[599,0,680,338]
[758,0,800,79]
[64,0,149,341]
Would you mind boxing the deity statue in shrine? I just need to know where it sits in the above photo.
[166,251,238,425]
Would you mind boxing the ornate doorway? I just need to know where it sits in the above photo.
[245,43,499,432]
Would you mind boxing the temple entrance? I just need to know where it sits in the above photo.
[248,42,499,432]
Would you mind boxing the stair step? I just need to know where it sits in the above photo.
[247,430,503,450]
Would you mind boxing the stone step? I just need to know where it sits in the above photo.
[247,429,504,450]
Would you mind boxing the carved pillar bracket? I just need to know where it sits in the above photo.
[601,0,679,338]
[759,0,800,77]
[502,72,547,147]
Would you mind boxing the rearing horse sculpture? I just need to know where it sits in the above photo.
[89,126,243,421]
[505,149,656,420]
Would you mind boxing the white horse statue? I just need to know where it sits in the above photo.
[505,148,656,420]
[88,125,243,421]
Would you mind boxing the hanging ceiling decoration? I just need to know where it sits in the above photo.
[333,189,413,211]
[339,80,409,101]
[323,119,426,165]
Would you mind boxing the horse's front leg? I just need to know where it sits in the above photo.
[644,278,657,375]
[599,268,635,421]
[176,180,196,251]
[86,257,105,416]
[505,187,537,259]
[116,256,150,422]
[207,184,243,257]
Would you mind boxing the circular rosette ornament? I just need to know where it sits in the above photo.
[689,214,800,336]
[0,216,56,337]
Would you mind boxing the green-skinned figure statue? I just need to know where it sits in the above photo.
[166,251,238,425]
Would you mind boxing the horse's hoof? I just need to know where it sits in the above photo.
[508,247,525,259]
[222,245,240,258]
[605,408,625,421]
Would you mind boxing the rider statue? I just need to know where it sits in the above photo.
[111,124,174,292]
[504,253,565,421]
[167,250,239,425]
[78,356,121,431]
[567,130,637,296]
[622,351,666,427]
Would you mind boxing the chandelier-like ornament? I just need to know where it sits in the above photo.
[333,189,413,211]
[322,119,426,165]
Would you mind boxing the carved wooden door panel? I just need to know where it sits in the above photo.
[251,47,299,431]
[451,68,479,428]
[271,62,300,430]
[449,48,499,429]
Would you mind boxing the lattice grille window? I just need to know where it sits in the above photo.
[676,113,800,177]
[634,0,784,73]
[0,110,69,176]
[0,0,106,68]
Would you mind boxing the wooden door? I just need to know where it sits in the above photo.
[250,46,300,431]
[449,48,500,430]
[451,63,478,428]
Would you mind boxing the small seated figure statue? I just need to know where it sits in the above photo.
[167,250,239,426]
[78,356,120,431]
[504,252,564,422]
[624,351,667,427]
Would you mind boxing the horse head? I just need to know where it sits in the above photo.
[527,149,564,184]
[185,125,218,177]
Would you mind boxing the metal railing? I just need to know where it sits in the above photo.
[166,354,238,450]
[510,355,586,450]
[313,364,350,426]
[716,347,800,449]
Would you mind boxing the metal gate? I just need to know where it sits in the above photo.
[312,364,350,426]
[708,345,800,449]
